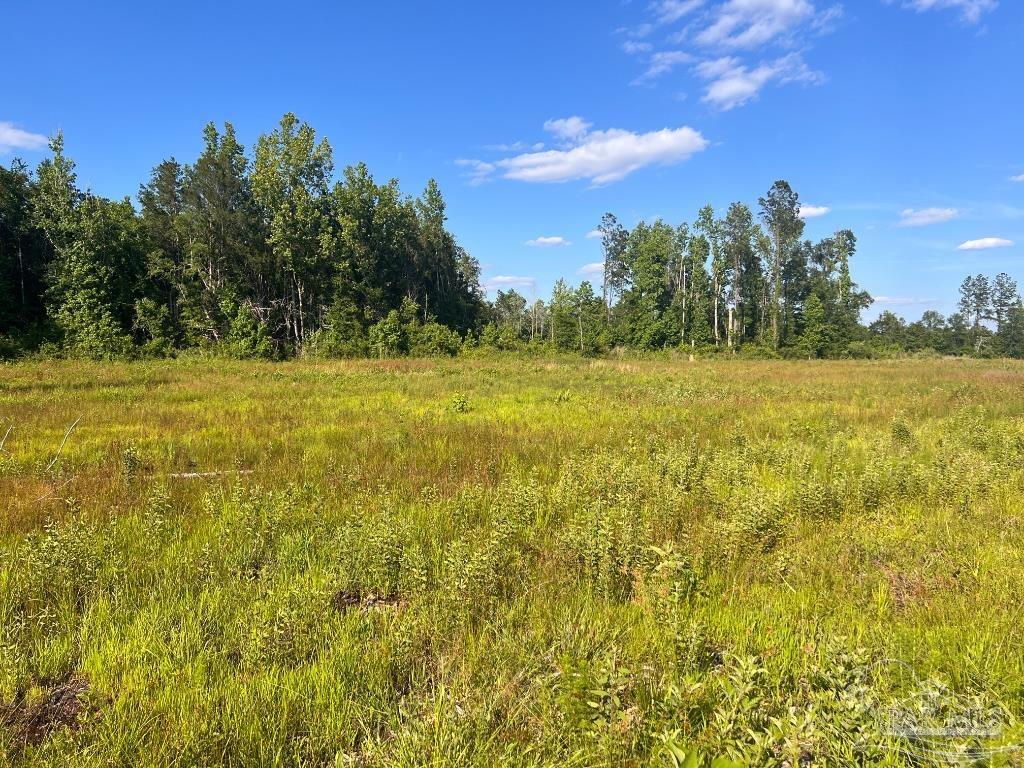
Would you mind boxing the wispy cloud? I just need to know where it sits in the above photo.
[483,275,536,292]
[455,159,497,187]
[895,0,997,24]
[484,140,545,152]
[652,0,706,25]
[577,262,605,276]
[0,121,48,154]
[526,236,572,247]
[586,229,603,239]
[622,1,838,108]
[543,117,593,144]
[957,237,1014,250]
[897,207,959,227]
[622,40,654,54]
[634,51,695,83]
[874,296,940,306]
[697,53,823,110]
[799,204,831,219]
[694,0,817,49]
[1011,174,1024,183]
[461,118,709,186]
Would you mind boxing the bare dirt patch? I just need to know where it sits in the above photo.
[1,674,89,749]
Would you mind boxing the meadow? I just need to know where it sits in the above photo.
[1,357,1023,767]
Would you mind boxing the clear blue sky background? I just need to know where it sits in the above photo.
[3,0,1022,319]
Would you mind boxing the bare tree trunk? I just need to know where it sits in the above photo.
[772,232,781,349]
[713,280,720,346]
[17,242,26,308]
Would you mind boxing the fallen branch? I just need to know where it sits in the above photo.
[0,422,11,453]
[161,469,255,480]
[45,417,81,472]
[34,477,74,504]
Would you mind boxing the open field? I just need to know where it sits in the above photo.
[2,358,1024,766]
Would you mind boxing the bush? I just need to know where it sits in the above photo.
[409,322,461,357]
[479,323,522,351]
[304,327,369,358]
[368,310,403,358]
[734,342,779,360]
[225,301,273,359]
[133,298,174,357]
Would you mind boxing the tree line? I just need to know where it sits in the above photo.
[1,114,484,359]
[2,119,1023,360]
[866,273,1024,357]
[488,181,1023,359]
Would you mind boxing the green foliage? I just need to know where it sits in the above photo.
[368,310,403,358]
[225,301,273,359]
[132,297,173,357]
[479,322,522,351]
[2,358,1024,764]
[409,321,462,357]
[5,135,1022,361]
[448,392,471,413]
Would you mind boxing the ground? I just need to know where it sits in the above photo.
[1,357,1023,766]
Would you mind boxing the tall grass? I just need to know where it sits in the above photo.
[2,358,1023,765]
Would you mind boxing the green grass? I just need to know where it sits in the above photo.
[2,357,1024,766]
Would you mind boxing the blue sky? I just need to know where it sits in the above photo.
[2,0,1022,319]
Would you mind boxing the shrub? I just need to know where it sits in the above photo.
[449,392,470,413]
[133,297,174,357]
[409,322,461,357]
[304,326,369,358]
[368,310,403,358]
[225,301,273,359]
[479,323,522,351]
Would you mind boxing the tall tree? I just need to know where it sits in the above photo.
[0,161,47,337]
[759,181,804,349]
[720,203,757,347]
[493,289,528,336]
[991,272,1020,332]
[181,122,262,343]
[139,159,188,344]
[34,135,142,357]
[252,113,335,350]
[598,213,629,321]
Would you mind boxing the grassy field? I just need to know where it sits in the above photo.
[2,358,1024,766]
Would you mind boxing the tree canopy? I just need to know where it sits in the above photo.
[2,129,1021,360]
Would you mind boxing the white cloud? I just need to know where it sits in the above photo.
[957,237,1014,250]
[634,51,695,83]
[483,275,536,292]
[485,141,545,152]
[652,0,706,24]
[467,118,709,186]
[455,158,497,187]
[898,207,959,227]
[526,236,572,247]
[622,40,653,55]
[586,229,603,239]
[799,204,830,218]
[624,1,841,109]
[811,4,845,33]
[544,117,593,144]
[897,0,997,24]
[1011,174,1024,183]
[695,0,816,49]
[577,262,606,276]
[0,122,48,154]
[874,296,939,306]
[698,53,823,110]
